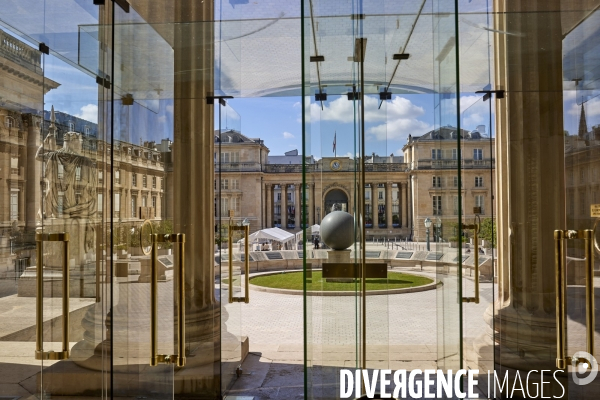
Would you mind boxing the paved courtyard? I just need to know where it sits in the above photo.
[225,267,494,399]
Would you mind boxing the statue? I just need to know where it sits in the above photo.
[19,106,98,298]
[36,107,97,220]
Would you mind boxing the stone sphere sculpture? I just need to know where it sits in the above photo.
[320,211,355,250]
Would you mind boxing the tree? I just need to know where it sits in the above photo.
[478,218,496,248]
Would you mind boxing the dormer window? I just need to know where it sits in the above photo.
[4,116,15,129]
[68,122,75,131]
[84,126,90,135]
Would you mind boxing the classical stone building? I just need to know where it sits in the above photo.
[213,127,496,241]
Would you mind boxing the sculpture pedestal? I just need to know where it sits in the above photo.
[325,250,353,282]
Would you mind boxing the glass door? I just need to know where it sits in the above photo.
[0,1,108,398]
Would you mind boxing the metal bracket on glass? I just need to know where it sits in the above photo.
[228,225,250,303]
[206,95,233,106]
[554,229,594,370]
[150,233,186,367]
[462,217,481,304]
[35,232,70,360]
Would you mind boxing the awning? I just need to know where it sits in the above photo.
[238,227,295,245]
[295,224,320,243]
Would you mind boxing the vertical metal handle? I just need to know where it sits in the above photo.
[462,222,480,304]
[229,225,250,303]
[584,229,595,360]
[35,232,70,360]
[554,229,595,369]
[150,233,186,367]
[555,230,568,369]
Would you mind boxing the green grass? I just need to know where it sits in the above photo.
[250,270,433,292]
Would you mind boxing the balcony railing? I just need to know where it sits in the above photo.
[411,159,494,170]
[216,162,262,172]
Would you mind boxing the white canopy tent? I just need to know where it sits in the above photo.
[238,227,296,247]
[295,224,320,243]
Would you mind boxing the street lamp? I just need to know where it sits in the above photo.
[435,217,442,242]
[424,217,432,251]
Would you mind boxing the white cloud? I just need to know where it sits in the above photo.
[75,104,98,123]
[283,131,295,139]
[310,95,425,124]
[368,118,433,141]
[568,96,600,117]
[293,101,301,108]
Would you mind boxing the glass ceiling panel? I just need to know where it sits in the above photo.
[3,0,595,100]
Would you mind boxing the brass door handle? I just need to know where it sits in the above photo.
[555,229,595,369]
[228,225,249,303]
[462,219,480,304]
[150,233,186,367]
[35,232,70,360]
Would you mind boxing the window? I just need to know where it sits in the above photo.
[4,116,15,129]
[115,169,120,184]
[58,192,65,216]
[143,175,147,188]
[431,149,442,159]
[84,126,90,135]
[132,173,137,186]
[75,166,81,181]
[10,192,18,220]
[68,122,75,131]
[287,192,292,202]
[114,193,120,217]
[452,149,458,160]
[473,149,483,160]
[152,196,157,209]
[453,196,459,215]
[58,164,64,179]
[132,196,137,218]
[220,152,230,163]
[231,197,240,212]
[99,171,103,182]
[221,179,229,189]
[231,179,239,190]
[475,195,485,214]
[378,191,383,199]
[432,176,442,188]
[142,196,147,207]
[97,194,103,213]
[275,205,281,215]
[160,178,163,190]
[475,176,483,187]
[433,195,442,215]
[231,152,240,163]
[10,157,18,175]
[152,176,156,188]
[221,198,229,214]
[277,193,281,201]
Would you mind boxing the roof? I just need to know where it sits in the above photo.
[215,129,264,144]
[409,126,489,142]
[238,227,295,244]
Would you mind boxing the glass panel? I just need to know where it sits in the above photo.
[111,4,174,398]
[432,0,462,380]
[218,101,244,394]
[0,1,106,399]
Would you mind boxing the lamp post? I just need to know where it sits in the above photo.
[435,217,442,242]
[424,217,432,251]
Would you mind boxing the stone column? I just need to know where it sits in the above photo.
[386,182,393,229]
[265,183,271,228]
[281,184,288,230]
[401,182,408,228]
[172,1,220,394]
[474,1,566,394]
[309,183,315,225]
[371,183,378,227]
[407,179,413,233]
[294,183,301,228]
